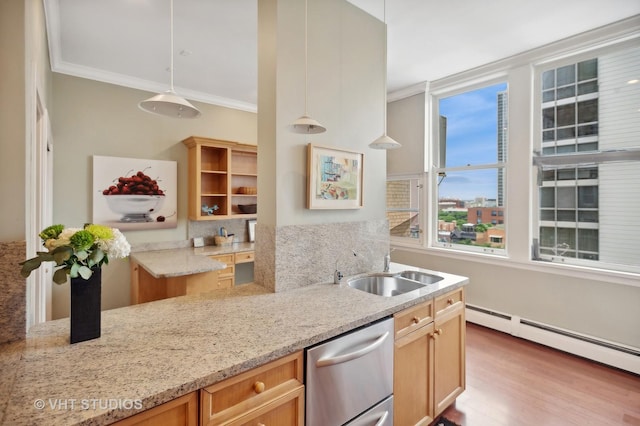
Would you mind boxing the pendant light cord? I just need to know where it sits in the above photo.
[304,0,309,115]
[382,0,387,128]
[170,0,175,92]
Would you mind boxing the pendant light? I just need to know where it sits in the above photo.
[369,0,400,149]
[139,0,201,119]
[291,0,326,134]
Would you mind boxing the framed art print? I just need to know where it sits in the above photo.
[307,144,363,209]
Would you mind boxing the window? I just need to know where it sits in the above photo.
[386,176,422,243]
[533,43,640,273]
[433,82,508,253]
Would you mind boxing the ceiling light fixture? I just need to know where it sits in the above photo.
[139,0,201,119]
[290,0,326,134]
[369,0,401,150]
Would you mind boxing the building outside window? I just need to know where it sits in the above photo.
[433,82,508,252]
[533,43,640,273]
[386,176,422,244]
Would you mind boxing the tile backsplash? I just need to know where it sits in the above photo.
[255,219,389,292]
[0,241,26,343]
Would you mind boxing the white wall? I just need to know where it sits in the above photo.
[388,92,426,175]
[49,74,257,318]
[0,0,26,241]
[259,0,387,229]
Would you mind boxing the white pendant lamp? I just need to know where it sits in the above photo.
[291,0,326,134]
[369,0,400,149]
[139,0,201,119]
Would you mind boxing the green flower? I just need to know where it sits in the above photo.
[69,230,95,252]
[85,224,113,241]
[39,224,64,242]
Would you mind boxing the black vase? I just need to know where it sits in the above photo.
[70,267,102,344]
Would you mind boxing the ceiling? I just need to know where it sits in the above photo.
[44,0,640,113]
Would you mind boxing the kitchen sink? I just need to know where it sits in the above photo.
[399,270,444,285]
[347,275,426,297]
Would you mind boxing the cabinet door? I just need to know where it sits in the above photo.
[394,321,435,426]
[433,305,466,417]
[113,392,197,426]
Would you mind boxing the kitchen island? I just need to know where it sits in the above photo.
[0,263,468,425]
[129,243,255,304]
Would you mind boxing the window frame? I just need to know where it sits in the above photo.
[387,19,639,287]
[428,76,509,257]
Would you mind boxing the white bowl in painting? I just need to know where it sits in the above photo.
[104,195,165,223]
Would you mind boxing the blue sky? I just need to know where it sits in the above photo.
[438,82,507,201]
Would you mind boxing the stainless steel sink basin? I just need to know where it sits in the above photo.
[399,270,444,285]
[347,275,426,297]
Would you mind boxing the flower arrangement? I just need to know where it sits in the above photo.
[20,224,131,284]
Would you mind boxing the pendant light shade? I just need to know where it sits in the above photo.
[290,0,326,134]
[139,0,201,119]
[369,0,400,149]
[370,134,401,149]
[292,114,326,134]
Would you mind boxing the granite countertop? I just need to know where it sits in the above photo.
[130,242,255,278]
[0,263,468,425]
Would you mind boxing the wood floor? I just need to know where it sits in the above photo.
[440,323,640,426]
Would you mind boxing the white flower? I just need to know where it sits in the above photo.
[102,228,131,259]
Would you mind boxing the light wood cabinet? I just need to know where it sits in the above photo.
[200,351,304,426]
[113,391,197,426]
[210,253,236,288]
[393,288,466,425]
[434,288,466,416]
[182,136,257,221]
[394,303,435,426]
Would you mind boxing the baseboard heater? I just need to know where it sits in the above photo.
[465,304,640,375]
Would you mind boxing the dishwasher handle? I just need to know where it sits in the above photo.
[375,411,389,426]
[316,331,390,367]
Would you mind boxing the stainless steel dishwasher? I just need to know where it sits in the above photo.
[305,317,394,426]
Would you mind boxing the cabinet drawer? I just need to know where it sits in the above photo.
[114,391,198,426]
[201,351,304,425]
[217,277,234,289]
[225,386,304,426]
[235,251,255,264]
[210,254,235,277]
[394,299,434,340]
[434,288,464,318]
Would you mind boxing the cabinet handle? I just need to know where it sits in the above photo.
[429,332,437,340]
[435,328,443,336]
[253,381,265,394]
[412,316,420,324]
[447,298,454,305]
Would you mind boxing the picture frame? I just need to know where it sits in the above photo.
[247,219,257,242]
[307,144,363,209]
[92,156,178,230]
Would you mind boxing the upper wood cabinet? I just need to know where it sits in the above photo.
[182,136,257,220]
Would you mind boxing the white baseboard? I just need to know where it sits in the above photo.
[465,305,640,375]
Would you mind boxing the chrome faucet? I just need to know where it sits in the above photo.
[383,248,395,272]
[334,250,357,284]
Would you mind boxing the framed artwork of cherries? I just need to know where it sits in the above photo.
[92,156,178,230]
